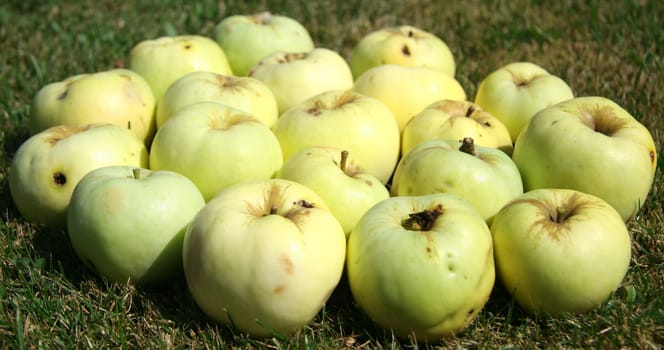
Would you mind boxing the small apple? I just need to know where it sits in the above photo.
[149,102,283,201]
[512,96,657,221]
[271,90,400,184]
[347,193,495,340]
[349,25,455,79]
[214,11,315,76]
[248,48,354,114]
[474,61,574,141]
[9,124,148,229]
[183,178,346,337]
[67,166,205,285]
[490,188,632,316]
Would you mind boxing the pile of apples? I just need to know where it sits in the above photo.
[8,11,658,342]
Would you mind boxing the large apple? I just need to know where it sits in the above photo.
[183,178,346,337]
[349,25,456,79]
[353,64,467,131]
[347,193,495,340]
[67,166,205,285]
[512,96,657,221]
[474,61,574,141]
[248,48,354,114]
[9,124,148,229]
[214,11,314,76]
[149,102,283,201]
[276,146,389,236]
[490,188,632,316]
[29,68,156,144]
[271,89,400,184]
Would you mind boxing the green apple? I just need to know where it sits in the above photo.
[347,193,495,340]
[156,71,278,129]
[149,102,283,201]
[401,99,513,156]
[67,166,205,285]
[512,96,657,221]
[9,124,148,229]
[29,68,156,145]
[214,11,314,77]
[271,89,400,184]
[349,25,455,79]
[353,64,467,131]
[276,146,389,236]
[474,61,574,141]
[249,48,354,114]
[490,188,632,316]
[183,178,346,337]
[128,35,233,102]
[391,138,523,223]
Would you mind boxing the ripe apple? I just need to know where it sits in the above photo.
[349,25,456,79]
[353,64,467,131]
[128,35,233,102]
[67,166,205,285]
[276,146,389,236]
[401,99,513,156]
[214,11,314,76]
[9,124,148,229]
[512,96,657,221]
[391,138,523,223]
[183,178,346,337]
[490,188,632,316]
[149,102,283,201]
[474,61,574,141]
[248,48,354,114]
[271,89,400,184]
[29,68,156,144]
[156,71,278,128]
[347,193,495,340]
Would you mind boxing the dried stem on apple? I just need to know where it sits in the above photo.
[402,204,444,231]
[459,137,477,156]
[340,150,349,172]
[132,168,141,180]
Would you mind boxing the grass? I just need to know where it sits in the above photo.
[1,0,663,348]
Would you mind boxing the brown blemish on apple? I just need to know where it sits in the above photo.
[273,285,286,294]
[650,150,656,164]
[294,199,314,208]
[578,106,627,136]
[53,172,67,186]
[280,254,294,275]
[183,43,192,50]
[402,44,411,56]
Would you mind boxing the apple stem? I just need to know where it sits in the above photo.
[402,205,444,231]
[132,168,141,180]
[459,137,477,156]
[340,150,349,172]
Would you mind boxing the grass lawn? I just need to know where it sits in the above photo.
[1,0,663,348]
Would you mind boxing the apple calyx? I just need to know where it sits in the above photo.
[459,137,477,156]
[402,204,444,231]
[306,91,358,116]
[251,11,273,24]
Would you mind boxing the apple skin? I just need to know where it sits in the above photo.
[149,102,283,201]
[512,96,657,221]
[276,146,390,236]
[67,166,205,285]
[214,11,314,76]
[183,179,346,337]
[474,61,574,141]
[347,193,495,340]
[29,68,156,145]
[490,188,632,316]
[353,64,467,131]
[271,90,400,185]
[349,25,455,79]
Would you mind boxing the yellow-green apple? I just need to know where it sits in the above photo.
[353,64,466,131]
[346,193,494,340]
[9,124,148,229]
[474,61,574,141]
[276,146,389,236]
[183,178,346,337]
[156,71,278,128]
[149,102,282,201]
[271,90,400,184]
[128,35,233,102]
[249,48,354,114]
[401,99,513,156]
[67,166,205,285]
[490,188,632,316]
[349,25,455,79]
[391,138,523,223]
[214,11,314,77]
[29,68,156,144]
[512,96,657,221]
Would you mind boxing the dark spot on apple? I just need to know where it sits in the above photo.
[306,107,322,116]
[364,180,373,186]
[483,121,491,127]
[467,308,475,316]
[294,199,314,208]
[650,150,655,164]
[57,89,69,100]
[53,172,66,186]
[402,44,411,56]
[407,29,414,38]
[273,285,286,294]
[184,44,192,49]
[426,247,431,253]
